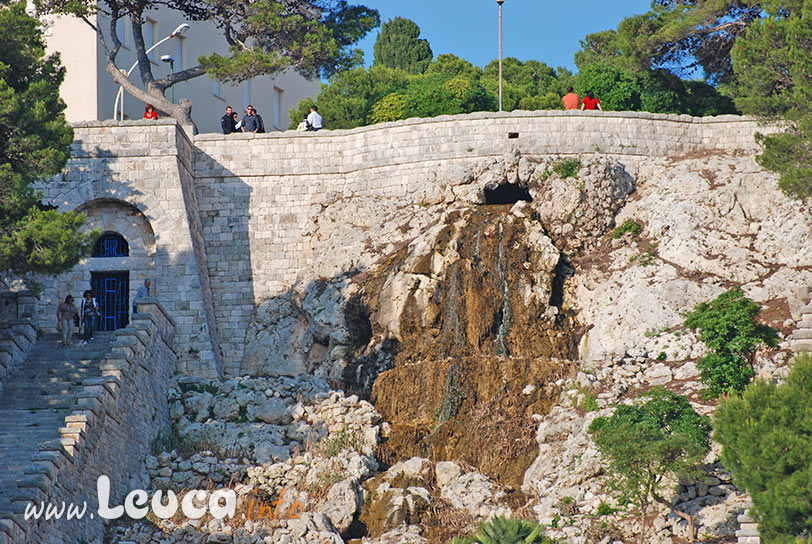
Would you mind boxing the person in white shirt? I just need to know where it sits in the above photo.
[306,106,323,131]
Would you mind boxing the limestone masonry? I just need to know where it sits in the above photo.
[35,111,769,378]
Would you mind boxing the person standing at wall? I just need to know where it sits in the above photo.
[580,90,603,111]
[56,295,78,346]
[241,105,259,133]
[133,278,151,316]
[144,104,159,119]
[80,290,100,345]
[252,107,266,133]
[306,105,323,131]
[221,106,236,134]
[562,87,580,110]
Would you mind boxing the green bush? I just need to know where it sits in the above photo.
[369,93,407,124]
[714,354,812,542]
[588,388,711,541]
[683,288,779,397]
[551,157,581,179]
[612,218,641,239]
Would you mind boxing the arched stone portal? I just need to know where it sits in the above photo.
[43,199,157,332]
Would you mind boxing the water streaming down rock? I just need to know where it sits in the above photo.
[352,203,579,486]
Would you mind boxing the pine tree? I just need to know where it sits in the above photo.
[0,0,93,280]
[373,17,433,75]
[714,354,812,542]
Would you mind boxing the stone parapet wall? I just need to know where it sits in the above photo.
[0,301,177,544]
[0,291,39,395]
[194,110,766,178]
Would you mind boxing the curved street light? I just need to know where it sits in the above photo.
[113,22,190,121]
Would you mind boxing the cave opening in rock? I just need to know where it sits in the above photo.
[484,183,533,205]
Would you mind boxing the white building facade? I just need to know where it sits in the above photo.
[43,9,321,133]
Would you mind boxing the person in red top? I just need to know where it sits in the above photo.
[144,104,159,119]
[580,90,603,111]
[562,87,580,110]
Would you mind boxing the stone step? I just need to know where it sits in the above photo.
[790,338,812,352]
[793,328,812,340]
[0,332,115,523]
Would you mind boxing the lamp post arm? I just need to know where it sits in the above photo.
[113,32,184,120]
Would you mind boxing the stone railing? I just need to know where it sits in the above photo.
[0,291,39,396]
[0,301,177,544]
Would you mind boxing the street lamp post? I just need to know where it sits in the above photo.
[497,0,504,112]
[113,23,189,121]
[161,55,176,103]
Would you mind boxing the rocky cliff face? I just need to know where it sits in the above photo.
[114,148,811,543]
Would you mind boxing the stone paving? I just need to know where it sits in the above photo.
[0,332,112,518]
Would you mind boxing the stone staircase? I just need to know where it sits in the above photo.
[790,300,812,354]
[0,332,113,519]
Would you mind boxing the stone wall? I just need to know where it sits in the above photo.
[35,111,768,376]
[0,301,177,544]
[36,120,222,377]
[0,291,39,396]
[193,111,767,373]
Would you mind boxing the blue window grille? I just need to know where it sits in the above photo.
[90,271,130,331]
[92,233,129,258]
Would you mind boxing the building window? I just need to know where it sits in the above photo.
[212,80,222,99]
[92,233,129,258]
[273,87,283,130]
[174,35,185,71]
[144,19,157,62]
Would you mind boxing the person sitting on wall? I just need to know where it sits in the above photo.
[221,106,237,134]
[133,278,151,317]
[144,104,159,119]
[306,105,323,131]
[562,87,580,110]
[580,90,603,111]
[241,105,259,133]
[296,115,309,131]
[57,295,78,346]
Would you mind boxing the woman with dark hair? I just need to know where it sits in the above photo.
[144,104,159,119]
[57,295,78,346]
[580,90,603,111]
[79,290,100,345]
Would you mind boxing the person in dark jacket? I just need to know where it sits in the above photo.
[252,107,266,133]
[221,106,236,134]
[241,105,259,133]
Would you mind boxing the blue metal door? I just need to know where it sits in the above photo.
[90,271,129,331]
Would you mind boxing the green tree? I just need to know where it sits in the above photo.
[373,17,432,74]
[37,0,380,128]
[0,0,93,280]
[481,57,562,111]
[714,353,812,542]
[726,6,812,198]
[683,288,780,397]
[288,64,412,129]
[589,388,712,543]
[575,63,641,111]
[426,53,483,80]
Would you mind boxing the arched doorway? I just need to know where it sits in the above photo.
[90,232,130,331]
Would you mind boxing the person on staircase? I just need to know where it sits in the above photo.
[80,290,100,345]
[56,295,78,346]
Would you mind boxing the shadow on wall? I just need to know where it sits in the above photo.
[193,149,255,372]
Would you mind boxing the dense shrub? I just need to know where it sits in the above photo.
[684,288,779,397]
[714,354,812,542]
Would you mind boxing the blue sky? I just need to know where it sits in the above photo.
[355,0,653,72]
